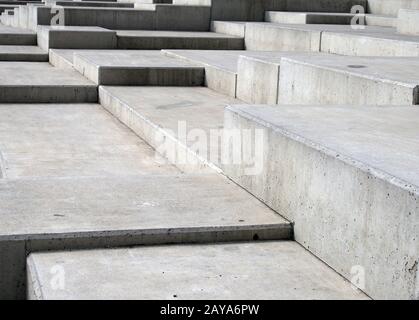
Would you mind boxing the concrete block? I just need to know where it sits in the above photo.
[0,174,291,298]
[278,55,419,105]
[210,20,246,37]
[99,86,239,171]
[154,4,210,31]
[0,62,97,102]
[284,0,367,13]
[223,104,419,299]
[53,1,135,8]
[365,14,397,27]
[265,11,356,24]
[398,9,419,35]
[321,29,419,56]
[0,24,36,45]
[368,0,419,15]
[116,30,243,50]
[37,25,117,50]
[48,48,76,68]
[73,51,205,85]
[245,23,322,51]
[0,45,48,61]
[27,241,367,299]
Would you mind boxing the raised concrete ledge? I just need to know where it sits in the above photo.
[223,105,419,299]
[367,0,419,16]
[27,241,367,300]
[0,174,291,299]
[73,50,205,85]
[0,24,36,45]
[0,45,48,61]
[210,21,246,37]
[37,26,117,50]
[265,11,357,25]
[278,55,419,105]
[398,9,419,35]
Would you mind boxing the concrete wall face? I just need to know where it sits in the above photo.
[368,0,419,15]
[223,108,419,300]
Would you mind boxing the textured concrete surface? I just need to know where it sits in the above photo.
[398,9,419,35]
[99,86,236,172]
[73,50,205,85]
[0,24,36,44]
[0,45,47,61]
[0,103,176,178]
[223,105,419,300]
[278,54,419,105]
[0,62,97,102]
[265,11,356,24]
[27,241,368,300]
[116,30,243,50]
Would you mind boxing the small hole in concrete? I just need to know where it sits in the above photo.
[347,65,367,69]
[253,234,259,241]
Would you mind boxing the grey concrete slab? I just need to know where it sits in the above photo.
[73,50,205,85]
[223,104,419,300]
[27,241,367,300]
[0,62,97,102]
[1,174,291,299]
[210,21,246,37]
[278,54,419,105]
[368,0,419,15]
[321,27,419,56]
[365,14,397,27]
[0,24,36,45]
[116,30,243,50]
[37,26,117,50]
[0,103,177,178]
[397,9,419,35]
[265,11,357,25]
[99,86,236,172]
[53,1,135,8]
[0,45,48,61]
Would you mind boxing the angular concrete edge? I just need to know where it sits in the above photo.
[222,105,419,300]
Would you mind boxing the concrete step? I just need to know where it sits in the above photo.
[163,49,291,97]
[1,173,291,299]
[116,30,244,50]
[73,50,205,85]
[0,24,36,45]
[321,27,419,56]
[37,26,117,50]
[0,62,97,102]
[31,5,210,31]
[99,86,237,172]
[223,104,419,300]
[365,14,397,27]
[265,11,357,25]
[0,44,47,61]
[397,9,419,35]
[0,103,177,178]
[277,55,419,105]
[51,1,135,8]
[210,20,246,37]
[27,241,367,300]
[368,0,419,16]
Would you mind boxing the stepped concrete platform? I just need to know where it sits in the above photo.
[0,62,97,102]
[0,24,36,45]
[397,9,419,35]
[0,45,47,61]
[31,5,210,31]
[321,27,419,56]
[27,241,367,300]
[37,26,117,50]
[0,174,291,299]
[99,86,236,172]
[0,103,176,178]
[223,105,419,300]
[73,50,205,85]
[265,11,357,25]
[278,55,419,105]
[163,49,292,97]
[116,30,244,50]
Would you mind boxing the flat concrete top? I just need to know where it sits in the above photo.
[49,48,97,65]
[38,25,115,33]
[74,50,202,68]
[228,105,419,190]
[247,22,390,33]
[27,241,367,300]
[0,24,35,35]
[116,30,242,39]
[0,104,177,178]
[0,62,96,86]
[0,174,289,238]
[282,54,419,85]
[0,45,46,54]
[163,50,296,72]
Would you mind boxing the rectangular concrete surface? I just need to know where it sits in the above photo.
[278,54,419,105]
[0,62,97,102]
[73,50,205,85]
[0,24,36,45]
[223,105,419,300]
[0,45,47,61]
[27,241,368,300]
